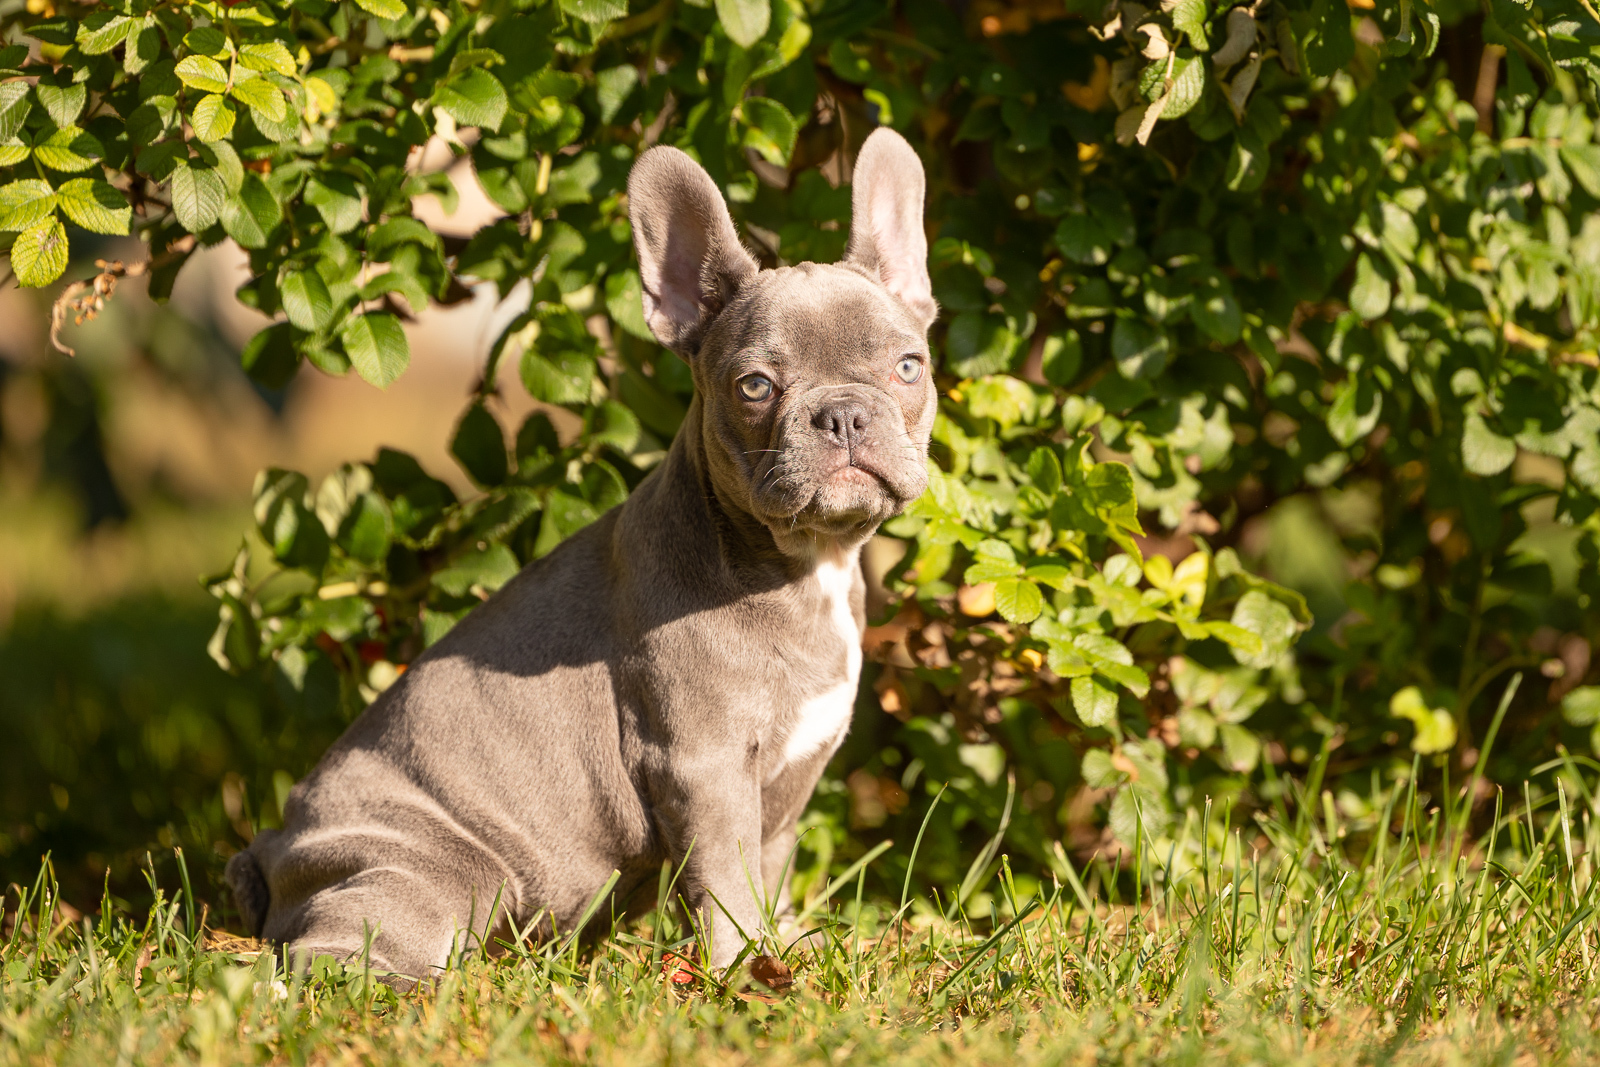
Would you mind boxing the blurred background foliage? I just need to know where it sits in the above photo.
[6,0,1600,925]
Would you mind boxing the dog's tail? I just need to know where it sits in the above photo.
[225,847,271,939]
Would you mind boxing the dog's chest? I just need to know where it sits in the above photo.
[770,555,862,780]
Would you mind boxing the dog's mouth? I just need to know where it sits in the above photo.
[824,463,883,488]
[755,455,911,535]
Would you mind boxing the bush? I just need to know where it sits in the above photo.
[7,0,1600,892]
[0,598,323,909]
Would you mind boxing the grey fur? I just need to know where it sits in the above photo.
[227,128,937,978]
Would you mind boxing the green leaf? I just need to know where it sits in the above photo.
[306,74,341,118]
[1225,130,1267,192]
[77,12,136,55]
[281,270,334,332]
[522,348,597,405]
[1304,0,1355,77]
[230,74,287,123]
[190,93,237,142]
[945,311,1020,377]
[448,48,506,78]
[1178,707,1217,748]
[183,27,230,58]
[1562,686,1600,727]
[55,178,130,235]
[1080,749,1119,787]
[1218,723,1261,771]
[1169,0,1210,49]
[1084,461,1142,533]
[354,0,408,18]
[0,179,59,232]
[1228,590,1298,669]
[1071,676,1119,728]
[1040,331,1082,386]
[368,216,443,257]
[342,312,411,389]
[604,269,653,341]
[582,399,641,454]
[716,0,771,47]
[1389,686,1456,755]
[451,402,510,487]
[220,173,281,249]
[254,469,329,571]
[435,68,509,130]
[1096,660,1151,698]
[1204,621,1264,657]
[32,127,102,173]
[338,492,393,565]
[1055,213,1113,266]
[11,216,69,288]
[305,174,363,234]
[1075,632,1133,666]
[1111,318,1170,379]
[197,140,244,193]
[1026,564,1072,589]
[596,65,639,125]
[1027,446,1063,496]
[0,82,30,141]
[535,488,602,554]
[741,96,797,166]
[1161,56,1206,119]
[433,544,520,597]
[1327,377,1382,447]
[1190,274,1242,343]
[561,0,628,21]
[993,578,1044,623]
[1462,412,1517,477]
[127,96,178,147]
[170,164,226,233]
[1561,144,1600,199]
[176,55,230,94]
[240,321,300,389]
[136,141,186,181]
[238,41,297,76]
[975,538,1016,563]
[1349,252,1390,320]
[34,81,86,127]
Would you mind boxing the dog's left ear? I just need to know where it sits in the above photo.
[844,128,936,331]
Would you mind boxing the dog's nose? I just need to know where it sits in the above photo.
[812,400,871,449]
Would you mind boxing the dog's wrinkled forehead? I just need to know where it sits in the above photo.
[704,264,926,375]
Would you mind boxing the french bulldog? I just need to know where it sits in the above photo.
[226,126,939,979]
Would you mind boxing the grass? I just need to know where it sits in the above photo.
[7,749,1600,1066]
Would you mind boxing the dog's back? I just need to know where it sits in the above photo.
[230,506,658,973]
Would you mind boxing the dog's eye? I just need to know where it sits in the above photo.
[894,356,923,384]
[738,374,774,402]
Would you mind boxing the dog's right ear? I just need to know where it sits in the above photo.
[627,147,759,356]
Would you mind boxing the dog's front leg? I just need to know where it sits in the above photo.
[653,750,768,969]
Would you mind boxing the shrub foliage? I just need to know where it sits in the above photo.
[7,0,1600,878]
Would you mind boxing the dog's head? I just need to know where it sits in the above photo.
[627,129,937,556]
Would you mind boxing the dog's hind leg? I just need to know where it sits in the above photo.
[271,866,506,983]
[225,845,273,939]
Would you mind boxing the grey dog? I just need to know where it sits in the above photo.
[226,127,938,979]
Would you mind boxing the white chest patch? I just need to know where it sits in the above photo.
[776,555,863,775]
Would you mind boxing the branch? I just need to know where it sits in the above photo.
[49,238,194,356]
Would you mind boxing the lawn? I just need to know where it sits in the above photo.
[5,762,1599,1066]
